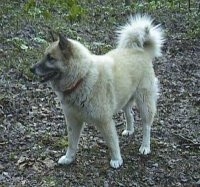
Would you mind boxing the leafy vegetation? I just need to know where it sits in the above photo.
[0,0,199,75]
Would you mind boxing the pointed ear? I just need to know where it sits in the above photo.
[58,34,70,50]
[49,30,58,42]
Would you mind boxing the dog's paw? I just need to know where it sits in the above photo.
[110,159,123,169]
[122,129,134,136]
[139,145,151,155]
[58,155,74,165]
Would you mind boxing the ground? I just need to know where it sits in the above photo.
[0,0,199,186]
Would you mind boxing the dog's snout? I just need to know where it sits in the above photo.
[30,66,35,74]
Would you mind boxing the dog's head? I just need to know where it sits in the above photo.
[30,34,72,83]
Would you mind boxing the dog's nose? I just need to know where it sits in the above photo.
[30,66,35,74]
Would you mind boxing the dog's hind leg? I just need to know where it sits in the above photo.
[122,100,135,136]
[96,120,123,169]
[58,117,84,165]
[135,89,157,155]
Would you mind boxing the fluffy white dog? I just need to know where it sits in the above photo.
[31,14,164,168]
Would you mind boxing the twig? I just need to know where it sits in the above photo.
[0,142,7,145]
[171,131,196,144]
[188,0,191,12]
[179,143,200,147]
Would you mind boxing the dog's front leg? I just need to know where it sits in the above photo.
[97,120,123,169]
[58,117,83,165]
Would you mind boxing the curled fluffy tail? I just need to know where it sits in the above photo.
[117,14,164,57]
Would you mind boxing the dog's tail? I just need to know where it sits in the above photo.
[116,14,164,58]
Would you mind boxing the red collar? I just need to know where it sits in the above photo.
[63,78,84,95]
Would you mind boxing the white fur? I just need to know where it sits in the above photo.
[110,159,123,169]
[139,125,151,154]
[44,15,164,169]
[117,14,164,57]
[122,129,134,136]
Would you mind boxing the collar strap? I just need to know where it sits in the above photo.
[63,78,84,95]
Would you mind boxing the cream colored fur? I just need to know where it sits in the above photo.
[32,15,164,169]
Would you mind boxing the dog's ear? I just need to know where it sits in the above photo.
[58,34,70,50]
[49,30,58,42]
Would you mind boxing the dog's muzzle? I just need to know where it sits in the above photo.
[30,65,60,83]
[30,66,36,74]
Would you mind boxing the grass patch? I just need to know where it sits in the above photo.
[39,134,68,150]
[1,0,199,78]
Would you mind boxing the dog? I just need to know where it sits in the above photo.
[30,15,164,168]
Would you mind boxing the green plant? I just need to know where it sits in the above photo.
[185,11,200,39]
[23,0,86,22]
[24,0,51,20]
[6,37,29,51]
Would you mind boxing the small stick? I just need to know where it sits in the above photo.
[171,131,196,144]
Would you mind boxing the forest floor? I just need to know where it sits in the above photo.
[0,0,199,186]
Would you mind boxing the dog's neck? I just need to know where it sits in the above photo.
[63,78,84,95]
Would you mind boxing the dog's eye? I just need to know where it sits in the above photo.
[47,54,55,61]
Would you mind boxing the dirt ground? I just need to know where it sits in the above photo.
[0,0,199,186]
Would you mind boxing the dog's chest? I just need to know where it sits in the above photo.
[55,90,93,119]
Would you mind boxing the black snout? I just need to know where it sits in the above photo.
[30,66,35,74]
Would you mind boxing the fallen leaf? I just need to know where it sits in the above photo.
[42,158,56,168]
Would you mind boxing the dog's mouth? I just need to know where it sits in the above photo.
[40,71,60,83]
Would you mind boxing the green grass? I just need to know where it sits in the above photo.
[39,133,68,150]
[1,0,199,78]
